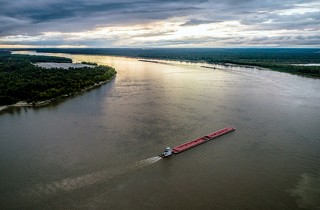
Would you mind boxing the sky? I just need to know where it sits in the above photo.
[0,0,319,48]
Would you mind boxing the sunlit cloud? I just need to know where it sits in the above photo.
[0,0,319,48]
[274,2,320,15]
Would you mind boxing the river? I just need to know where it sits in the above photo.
[1,51,320,209]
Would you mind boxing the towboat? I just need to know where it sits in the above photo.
[159,147,172,158]
[159,127,235,158]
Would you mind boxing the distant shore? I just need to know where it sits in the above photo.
[138,59,161,64]
[23,48,319,78]
[138,59,269,71]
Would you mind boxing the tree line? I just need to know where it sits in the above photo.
[32,48,320,78]
[0,53,116,105]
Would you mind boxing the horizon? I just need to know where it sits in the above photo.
[1,0,320,48]
[3,47,320,50]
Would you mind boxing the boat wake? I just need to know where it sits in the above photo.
[136,156,162,167]
[3,156,162,205]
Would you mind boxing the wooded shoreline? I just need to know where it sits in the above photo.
[30,48,320,78]
[0,75,115,112]
[0,52,117,110]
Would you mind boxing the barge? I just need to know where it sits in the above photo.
[159,127,235,158]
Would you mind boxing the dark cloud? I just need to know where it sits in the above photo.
[181,19,220,26]
[0,0,319,46]
[0,0,205,35]
[240,11,320,31]
[0,36,116,47]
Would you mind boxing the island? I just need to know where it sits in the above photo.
[0,51,117,109]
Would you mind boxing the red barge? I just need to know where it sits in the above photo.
[159,127,235,158]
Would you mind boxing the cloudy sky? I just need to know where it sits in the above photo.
[0,0,319,48]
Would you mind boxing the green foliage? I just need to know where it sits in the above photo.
[81,61,98,66]
[35,48,320,78]
[0,53,72,63]
[220,59,320,78]
[0,54,116,105]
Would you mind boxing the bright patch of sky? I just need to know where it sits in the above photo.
[0,0,319,48]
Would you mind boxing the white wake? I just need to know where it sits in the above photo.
[16,156,162,199]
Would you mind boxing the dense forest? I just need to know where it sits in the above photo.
[0,52,116,106]
[21,48,320,78]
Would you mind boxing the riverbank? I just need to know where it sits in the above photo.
[0,53,117,110]
[28,48,320,78]
[0,75,115,113]
[139,59,269,72]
